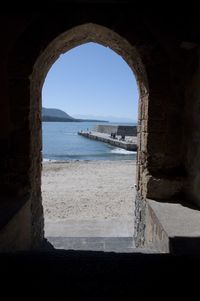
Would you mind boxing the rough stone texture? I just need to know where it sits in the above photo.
[134,191,146,248]
[146,175,185,200]
[145,201,169,253]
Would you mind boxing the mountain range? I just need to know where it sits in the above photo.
[42,107,108,123]
[72,114,136,123]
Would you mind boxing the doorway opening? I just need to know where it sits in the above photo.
[30,23,148,250]
[41,41,139,251]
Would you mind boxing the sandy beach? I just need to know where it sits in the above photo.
[42,160,136,237]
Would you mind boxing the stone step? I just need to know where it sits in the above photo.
[46,236,155,253]
[45,219,134,237]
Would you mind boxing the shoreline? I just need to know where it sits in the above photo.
[42,158,137,164]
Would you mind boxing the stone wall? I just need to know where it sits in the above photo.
[134,194,169,252]
[183,47,200,206]
[0,7,199,251]
[117,126,137,136]
[93,125,119,135]
[93,125,137,136]
[0,199,31,252]
[4,18,149,249]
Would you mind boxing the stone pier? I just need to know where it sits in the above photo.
[78,131,137,151]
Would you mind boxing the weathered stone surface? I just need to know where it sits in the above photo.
[134,191,146,248]
[146,175,184,200]
[145,201,169,253]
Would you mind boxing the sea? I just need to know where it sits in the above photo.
[42,121,137,162]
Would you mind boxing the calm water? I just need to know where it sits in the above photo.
[42,122,137,161]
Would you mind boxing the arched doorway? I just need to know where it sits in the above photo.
[29,23,148,247]
[1,10,195,254]
[41,41,139,250]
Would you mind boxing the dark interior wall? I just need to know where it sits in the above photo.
[183,47,200,206]
[0,60,10,195]
[140,44,191,200]
[0,19,27,203]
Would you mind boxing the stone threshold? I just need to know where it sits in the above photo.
[45,236,155,253]
[46,236,135,252]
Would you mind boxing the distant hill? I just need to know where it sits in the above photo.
[42,107,75,121]
[42,107,108,123]
[73,114,137,124]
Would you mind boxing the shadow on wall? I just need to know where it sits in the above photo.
[169,236,200,255]
[152,195,200,212]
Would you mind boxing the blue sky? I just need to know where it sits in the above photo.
[42,42,139,122]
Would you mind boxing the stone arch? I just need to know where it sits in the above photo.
[6,18,185,250]
[28,23,149,247]
[31,23,148,99]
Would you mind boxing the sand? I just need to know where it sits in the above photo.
[42,160,136,220]
[42,160,136,237]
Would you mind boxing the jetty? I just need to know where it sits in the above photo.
[78,125,137,151]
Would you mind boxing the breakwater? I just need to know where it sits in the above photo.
[78,131,137,151]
